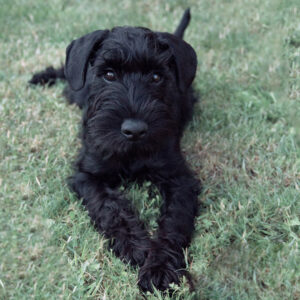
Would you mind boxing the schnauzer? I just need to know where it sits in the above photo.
[30,8,201,293]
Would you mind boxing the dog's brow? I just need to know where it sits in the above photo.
[95,49,167,75]
[98,30,172,70]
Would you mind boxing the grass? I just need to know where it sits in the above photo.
[0,0,299,299]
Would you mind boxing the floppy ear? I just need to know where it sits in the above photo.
[158,33,197,92]
[65,30,109,91]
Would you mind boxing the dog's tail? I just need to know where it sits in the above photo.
[174,8,191,39]
[29,66,65,86]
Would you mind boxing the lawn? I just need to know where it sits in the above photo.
[0,0,299,299]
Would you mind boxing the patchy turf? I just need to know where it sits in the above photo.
[0,0,299,299]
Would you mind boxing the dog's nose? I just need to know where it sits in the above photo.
[121,119,148,141]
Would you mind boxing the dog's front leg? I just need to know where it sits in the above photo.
[138,168,200,292]
[71,172,151,267]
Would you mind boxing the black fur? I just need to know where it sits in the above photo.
[30,8,201,293]
[29,66,65,86]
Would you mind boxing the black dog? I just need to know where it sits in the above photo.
[30,8,200,293]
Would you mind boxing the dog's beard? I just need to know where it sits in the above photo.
[84,96,175,160]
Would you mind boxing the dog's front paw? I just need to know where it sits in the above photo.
[122,242,149,267]
[111,236,150,267]
[138,247,185,292]
[138,262,181,293]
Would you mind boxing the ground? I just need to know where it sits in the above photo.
[0,0,299,299]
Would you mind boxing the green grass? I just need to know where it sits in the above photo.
[0,0,299,299]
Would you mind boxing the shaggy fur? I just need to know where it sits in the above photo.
[30,8,201,293]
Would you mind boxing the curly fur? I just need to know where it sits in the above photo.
[29,8,201,293]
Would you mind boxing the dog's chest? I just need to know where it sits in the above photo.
[118,156,166,182]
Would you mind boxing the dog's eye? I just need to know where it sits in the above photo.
[103,71,116,82]
[152,73,162,83]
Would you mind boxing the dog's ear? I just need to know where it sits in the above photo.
[65,30,109,91]
[158,33,197,93]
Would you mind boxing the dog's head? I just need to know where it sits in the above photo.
[65,27,197,158]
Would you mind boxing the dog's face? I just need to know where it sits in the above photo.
[65,27,197,158]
